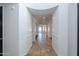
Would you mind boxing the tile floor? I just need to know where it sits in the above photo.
[26,38,57,56]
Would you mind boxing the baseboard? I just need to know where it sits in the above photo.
[53,47,62,56]
[53,47,58,56]
[24,42,32,56]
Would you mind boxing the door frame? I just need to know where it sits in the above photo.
[0,6,3,56]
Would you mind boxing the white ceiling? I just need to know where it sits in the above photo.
[28,6,57,16]
[28,5,57,24]
[26,3,58,10]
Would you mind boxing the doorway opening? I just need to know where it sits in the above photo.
[27,7,57,56]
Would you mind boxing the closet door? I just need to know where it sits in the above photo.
[0,7,2,56]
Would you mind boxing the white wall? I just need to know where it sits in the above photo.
[52,4,77,56]
[3,4,19,56]
[68,4,77,56]
[3,3,33,56]
[32,17,37,42]
[58,4,69,56]
[52,4,69,56]
[52,6,59,55]
[19,4,32,56]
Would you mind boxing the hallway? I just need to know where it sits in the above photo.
[26,5,57,56]
[26,37,57,56]
[0,3,77,56]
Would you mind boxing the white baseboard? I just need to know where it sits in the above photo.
[24,41,32,56]
[53,46,58,56]
[53,46,62,56]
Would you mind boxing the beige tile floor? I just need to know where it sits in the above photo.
[26,38,57,56]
